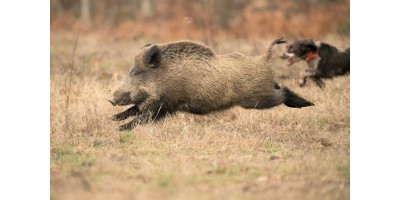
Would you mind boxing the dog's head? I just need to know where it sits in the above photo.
[280,40,320,66]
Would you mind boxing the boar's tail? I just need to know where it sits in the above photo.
[264,37,287,63]
[282,87,314,108]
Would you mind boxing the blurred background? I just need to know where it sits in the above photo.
[50,0,349,43]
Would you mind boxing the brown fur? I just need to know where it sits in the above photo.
[109,37,313,131]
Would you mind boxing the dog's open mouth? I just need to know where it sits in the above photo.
[287,57,295,66]
[286,56,301,66]
[281,52,299,66]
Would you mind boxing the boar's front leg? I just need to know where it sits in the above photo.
[110,106,139,121]
[116,111,154,131]
[116,103,170,131]
[117,119,137,131]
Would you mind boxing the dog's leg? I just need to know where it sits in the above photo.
[299,69,316,87]
[311,77,325,89]
[298,75,308,87]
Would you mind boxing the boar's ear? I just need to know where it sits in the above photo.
[144,45,161,68]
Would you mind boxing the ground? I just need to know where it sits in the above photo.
[50,32,350,200]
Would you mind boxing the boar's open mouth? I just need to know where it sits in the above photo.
[109,91,150,122]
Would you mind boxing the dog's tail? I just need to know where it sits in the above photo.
[345,48,350,55]
[345,48,350,73]
[283,87,314,108]
[264,37,287,63]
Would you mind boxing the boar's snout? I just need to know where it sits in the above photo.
[108,90,132,106]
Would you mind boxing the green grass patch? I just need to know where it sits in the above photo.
[264,144,280,153]
[338,22,350,36]
[51,147,73,159]
[51,146,95,168]
[336,163,350,178]
[119,131,135,144]
[144,149,159,156]
[157,173,174,187]
[71,154,95,168]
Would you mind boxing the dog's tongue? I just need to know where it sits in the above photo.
[287,57,294,66]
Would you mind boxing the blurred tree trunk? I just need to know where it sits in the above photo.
[51,0,64,14]
[141,0,154,18]
[51,0,64,22]
[81,0,91,26]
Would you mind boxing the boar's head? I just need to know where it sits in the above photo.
[108,44,169,131]
[109,44,163,107]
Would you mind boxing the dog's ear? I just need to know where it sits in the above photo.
[303,40,317,52]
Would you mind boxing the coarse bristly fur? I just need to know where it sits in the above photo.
[109,37,314,131]
[281,39,350,88]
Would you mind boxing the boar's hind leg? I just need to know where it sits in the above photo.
[239,87,314,110]
[282,87,314,108]
[238,84,287,109]
[239,93,285,110]
[110,106,139,121]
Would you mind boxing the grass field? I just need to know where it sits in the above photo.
[50,32,350,200]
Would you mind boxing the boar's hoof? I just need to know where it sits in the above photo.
[108,99,117,106]
[116,126,129,131]
[116,122,133,131]
[109,115,119,121]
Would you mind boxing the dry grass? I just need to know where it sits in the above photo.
[50,33,349,200]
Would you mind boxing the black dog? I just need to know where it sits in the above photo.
[281,39,350,88]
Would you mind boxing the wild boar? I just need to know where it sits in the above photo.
[109,37,314,131]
